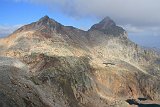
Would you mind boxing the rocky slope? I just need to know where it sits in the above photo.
[0,16,160,107]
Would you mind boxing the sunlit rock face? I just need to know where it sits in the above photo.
[0,16,160,107]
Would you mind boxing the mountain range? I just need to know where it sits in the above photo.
[0,16,160,107]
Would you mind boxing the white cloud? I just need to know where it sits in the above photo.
[122,24,144,33]
[0,25,22,37]
[122,24,160,36]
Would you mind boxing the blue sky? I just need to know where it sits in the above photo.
[0,0,160,48]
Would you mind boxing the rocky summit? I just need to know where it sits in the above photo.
[0,16,160,107]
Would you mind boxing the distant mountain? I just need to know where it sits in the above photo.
[0,16,160,107]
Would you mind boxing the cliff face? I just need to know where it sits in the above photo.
[0,16,160,107]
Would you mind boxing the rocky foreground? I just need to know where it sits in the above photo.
[0,16,160,107]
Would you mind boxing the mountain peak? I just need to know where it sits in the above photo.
[14,15,62,33]
[90,17,116,31]
[100,17,116,26]
[37,15,54,25]
[39,15,49,21]
[35,15,62,32]
[89,17,127,37]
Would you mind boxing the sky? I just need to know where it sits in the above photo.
[0,0,160,48]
